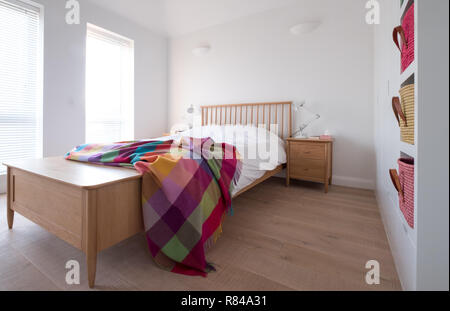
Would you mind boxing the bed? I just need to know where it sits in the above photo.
[3,101,292,287]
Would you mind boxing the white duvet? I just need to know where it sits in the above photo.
[155,125,287,195]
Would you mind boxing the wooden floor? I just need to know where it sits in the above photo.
[0,178,402,291]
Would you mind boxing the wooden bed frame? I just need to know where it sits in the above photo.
[3,101,292,288]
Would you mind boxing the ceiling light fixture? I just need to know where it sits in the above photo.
[290,21,322,35]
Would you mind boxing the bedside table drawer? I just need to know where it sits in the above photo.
[290,143,325,160]
[290,158,325,179]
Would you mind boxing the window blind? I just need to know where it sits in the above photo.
[0,0,42,174]
[86,24,134,144]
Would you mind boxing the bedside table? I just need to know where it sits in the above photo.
[286,138,333,193]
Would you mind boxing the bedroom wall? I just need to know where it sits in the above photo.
[168,0,376,189]
[37,0,168,156]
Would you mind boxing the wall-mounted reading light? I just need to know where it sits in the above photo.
[192,45,211,56]
[290,21,322,35]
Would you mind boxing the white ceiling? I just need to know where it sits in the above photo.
[87,0,300,37]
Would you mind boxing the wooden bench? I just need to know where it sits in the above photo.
[3,157,144,288]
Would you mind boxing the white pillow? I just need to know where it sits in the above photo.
[182,125,286,171]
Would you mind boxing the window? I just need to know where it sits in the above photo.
[0,0,43,175]
[85,24,134,143]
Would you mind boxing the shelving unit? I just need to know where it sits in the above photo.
[397,0,417,160]
[386,0,448,291]
[396,0,417,244]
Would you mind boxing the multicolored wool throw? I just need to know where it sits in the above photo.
[66,137,242,276]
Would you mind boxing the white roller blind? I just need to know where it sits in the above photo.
[0,0,42,174]
[86,24,134,144]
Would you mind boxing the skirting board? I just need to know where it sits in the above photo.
[332,176,375,190]
[276,171,374,190]
[0,174,5,194]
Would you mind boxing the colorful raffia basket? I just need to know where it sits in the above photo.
[393,3,415,73]
[390,158,415,228]
[392,84,415,145]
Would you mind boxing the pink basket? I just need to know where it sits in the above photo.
[393,3,415,73]
[390,158,415,228]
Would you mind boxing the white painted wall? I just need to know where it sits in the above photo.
[37,0,168,156]
[168,0,375,189]
[415,0,449,291]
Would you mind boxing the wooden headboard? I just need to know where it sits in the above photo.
[201,102,293,139]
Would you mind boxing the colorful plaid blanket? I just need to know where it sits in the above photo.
[66,137,241,276]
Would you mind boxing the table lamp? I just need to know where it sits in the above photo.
[292,101,321,138]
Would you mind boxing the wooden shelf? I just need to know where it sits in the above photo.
[400,0,410,19]
[400,141,416,158]
[400,60,416,85]
[400,0,414,20]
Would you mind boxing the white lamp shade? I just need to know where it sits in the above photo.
[290,21,321,35]
[192,45,211,56]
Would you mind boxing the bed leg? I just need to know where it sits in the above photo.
[7,168,14,229]
[7,208,14,230]
[84,189,98,288]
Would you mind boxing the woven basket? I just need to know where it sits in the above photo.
[393,3,415,73]
[390,158,415,228]
[392,84,415,145]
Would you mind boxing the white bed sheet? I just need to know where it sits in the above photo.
[153,125,286,196]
